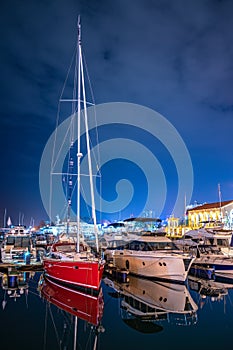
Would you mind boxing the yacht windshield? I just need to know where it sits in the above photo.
[125,240,176,251]
[6,236,31,248]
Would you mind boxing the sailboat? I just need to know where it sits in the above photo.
[42,17,105,291]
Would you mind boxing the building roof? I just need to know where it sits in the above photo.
[187,200,233,212]
[123,217,162,223]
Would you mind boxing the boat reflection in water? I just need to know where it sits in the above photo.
[104,274,198,333]
[188,275,233,309]
[39,275,104,349]
[0,267,34,309]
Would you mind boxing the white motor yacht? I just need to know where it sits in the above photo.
[112,234,195,283]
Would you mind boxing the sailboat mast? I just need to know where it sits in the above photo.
[218,183,222,221]
[3,208,6,228]
[80,51,99,253]
[77,16,82,253]
[78,19,99,253]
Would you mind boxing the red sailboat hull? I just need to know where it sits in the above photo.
[43,258,104,290]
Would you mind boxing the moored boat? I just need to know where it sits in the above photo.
[111,234,195,283]
[43,241,104,290]
[0,226,37,265]
[42,17,105,291]
[175,227,233,256]
[190,244,233,281]
[175,230,233,281]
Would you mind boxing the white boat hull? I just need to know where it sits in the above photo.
[194,255,233,279]
[113,250,194,283]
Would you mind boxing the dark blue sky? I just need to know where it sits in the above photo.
[0,0,232,226]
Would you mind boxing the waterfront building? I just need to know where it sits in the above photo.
[187,200,233,229]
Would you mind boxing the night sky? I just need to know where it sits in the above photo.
[0,0,232,227]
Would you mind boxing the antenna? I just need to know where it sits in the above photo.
[218,183,222,220]
[77,15,81,44]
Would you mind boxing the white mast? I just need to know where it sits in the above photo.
[3,208,6,228]
[77,16,99,253]
[218,183,222,221]
[77,16,82,253]
[80,56,99,253]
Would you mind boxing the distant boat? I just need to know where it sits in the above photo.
[190,245,233,281]
[174,229,233,280]
[175,227,233,256]
[0,225,37,265]
[111,234,195,283]
[42,17,105,291]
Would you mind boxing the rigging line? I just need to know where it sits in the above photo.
[70,46,78,146]
[43,302,48,350]
[85,130,101,177]
[80,48,99,252]
[59,46,77,104]
[82,53,101,191]
[52,172,101,177]
[69,112,75,147]
[64,178,77,222]
[48,304,62,350]
[99,162,102,225]
[80,181,92,223]
[63,319,73,349]
[83,52,101,168]
[60,98,95,105]
[65,122,75,223]
[226,293,233,307]
[83,51,102,224]
[51,119,75,173]
[72,47,78,116]
[85,326,95,350]
[82,55,101,180]
[82,51,96,105]
[49,109,74,222]
[82,132,102,223]
[28,290,42,298]
[57,198,69,222]
[56,311,72,348]
[49,46,76,223]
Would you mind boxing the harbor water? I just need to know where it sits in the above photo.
[1,270,233,350]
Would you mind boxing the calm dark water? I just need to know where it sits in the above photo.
[1,269,233,350]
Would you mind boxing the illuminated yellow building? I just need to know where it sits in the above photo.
[187,200,233,229]
[165,216,188,238]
